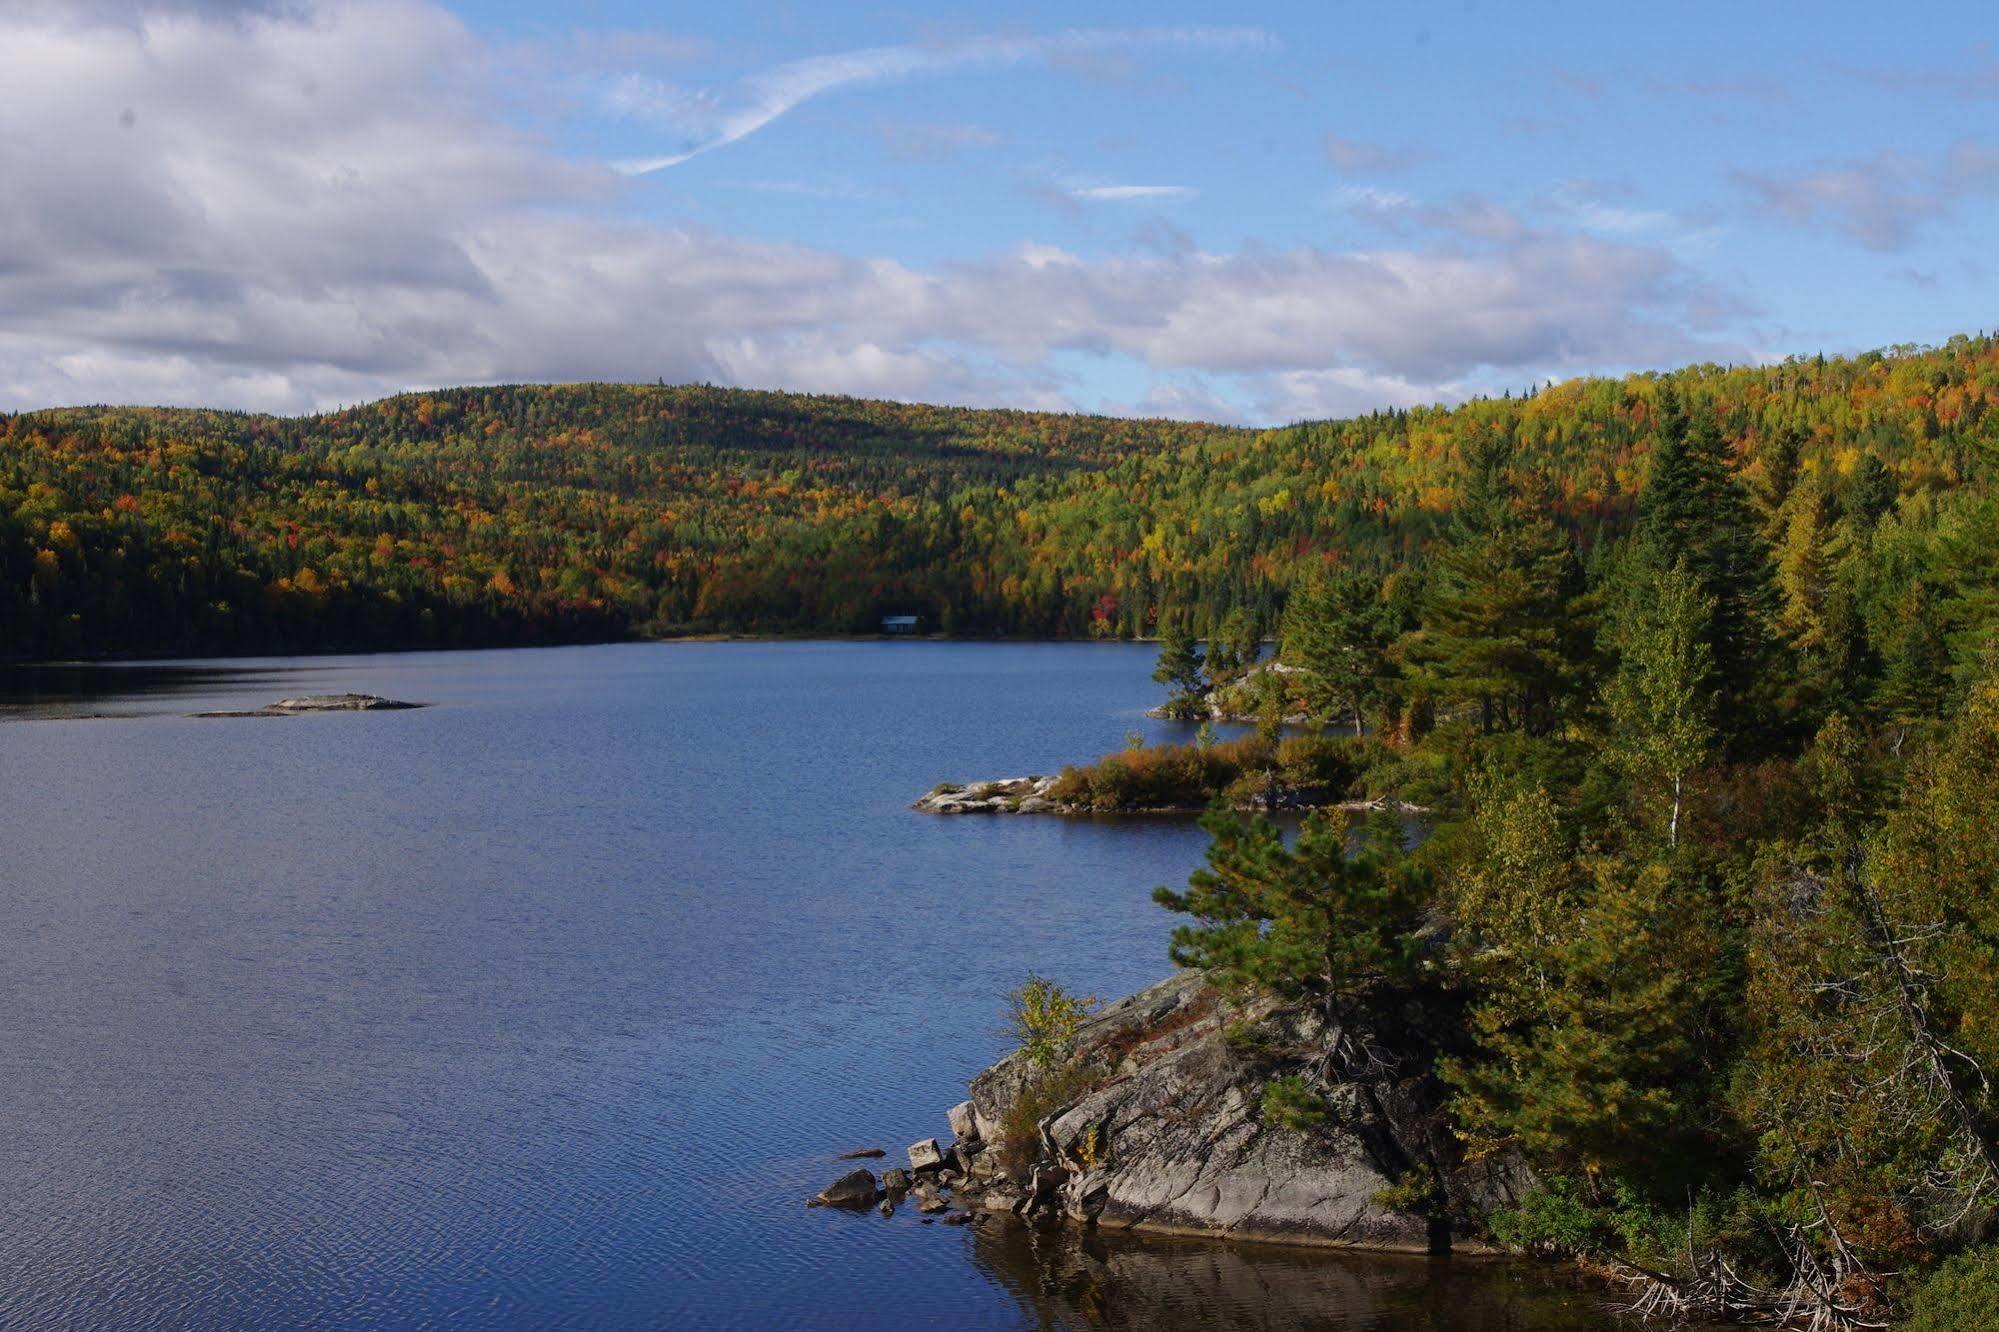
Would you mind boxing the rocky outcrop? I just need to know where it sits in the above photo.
[915,779,1425,819]
[194,693,425,718]
[1146,661,1310,723]
[943,972,1527,1252]
[914,777,1061,814]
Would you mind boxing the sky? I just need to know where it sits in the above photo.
[4,0,1998,424]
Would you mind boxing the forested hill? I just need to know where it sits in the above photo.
[4,336,1999,659]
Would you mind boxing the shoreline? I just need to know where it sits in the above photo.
[0,633,1188,671]
[915,774,1425,818]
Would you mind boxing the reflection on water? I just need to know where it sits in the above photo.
[973,1224,1622,1331]
[0,661,290,717]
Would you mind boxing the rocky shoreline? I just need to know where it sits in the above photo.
[193,693,426,718]
[915,776,1424,818]
[810,971,1532,1255]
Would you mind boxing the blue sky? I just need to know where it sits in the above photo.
[4,0,1997,421]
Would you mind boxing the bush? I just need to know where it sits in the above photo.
[1260,1074,1329,1131]
[1005,974,1099,1068]
[1275,733,1361,791]
[1047,734,1366,812]
[1904,1245,1999,1332]
[995,1064,1090,1179]
[1487,1177,1604,1257]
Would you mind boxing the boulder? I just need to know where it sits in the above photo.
[914,1188,950,1215]
[908,1138,946,1172]
[880,1168,911,1194]
[947,1100,979,1143]
[837,1147,886,1160]
[811,1168,880,1209]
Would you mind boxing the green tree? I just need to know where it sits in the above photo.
[1152,622,1207,718]
[1447,851,1721,1183]
[1155,809,1422,1066]
[1283,570,1392,735]
[1207,605,1262,678]
[1404,487,1594,737]
[1604,559,1714,849]
[1636,389,1775,737]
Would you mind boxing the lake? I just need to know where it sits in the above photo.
[0,642,1619,1328]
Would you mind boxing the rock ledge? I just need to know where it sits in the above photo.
[817,971,1532,1254]
[194,693,426,718]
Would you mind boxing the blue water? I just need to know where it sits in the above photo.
[0,643,1615,1329]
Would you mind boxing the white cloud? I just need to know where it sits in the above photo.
[1546,180,1671,235]
[1070,185,1197,202]
[606,26,1274,174]
[0,0,1745,424]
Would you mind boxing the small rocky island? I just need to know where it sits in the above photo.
[812,971,1530,1252]
[913,729,1427,818]
[194,693,426,718]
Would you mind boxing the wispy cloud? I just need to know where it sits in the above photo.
[1322,133,1425,176]
[606,26,1274,174]
[1071,184,1196,203]
[1546,180,1671,235]
[1730,145,1999,251]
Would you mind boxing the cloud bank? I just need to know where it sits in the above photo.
[0,0,1741,423]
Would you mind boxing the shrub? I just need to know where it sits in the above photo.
[1260,1074,1329,1131]
[1275,733,1362,791]
[1904,1245,1999,1332]
[1487,1177,1604,1257]
[1005,974,1100,1068]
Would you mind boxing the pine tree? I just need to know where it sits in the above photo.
[1152,622,1206,718]
[1155,809,1422,1051]
[1878,581,1951,738]
[1283,570,1392,734]
[1844,452,1898,534]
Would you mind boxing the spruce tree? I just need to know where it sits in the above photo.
[1404,451,1595,737]
[1151,622,1206,718]
[1636,388,1775,743]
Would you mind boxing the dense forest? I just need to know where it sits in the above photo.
[0,383,1240,657]
[7,333,1999,661]
[1099,351,1999,1327]
[9,337,1999,1321]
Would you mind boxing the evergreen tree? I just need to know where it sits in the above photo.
[1878,581,1951,739]
[1636,390,1775,743]
[1444,785,1721,1182]
[1404,462,1595,737]
[1283,570,1393,734]
[1844,452,1898,534]
[1155,809,1422,1045]
[1152,622,1207,718]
